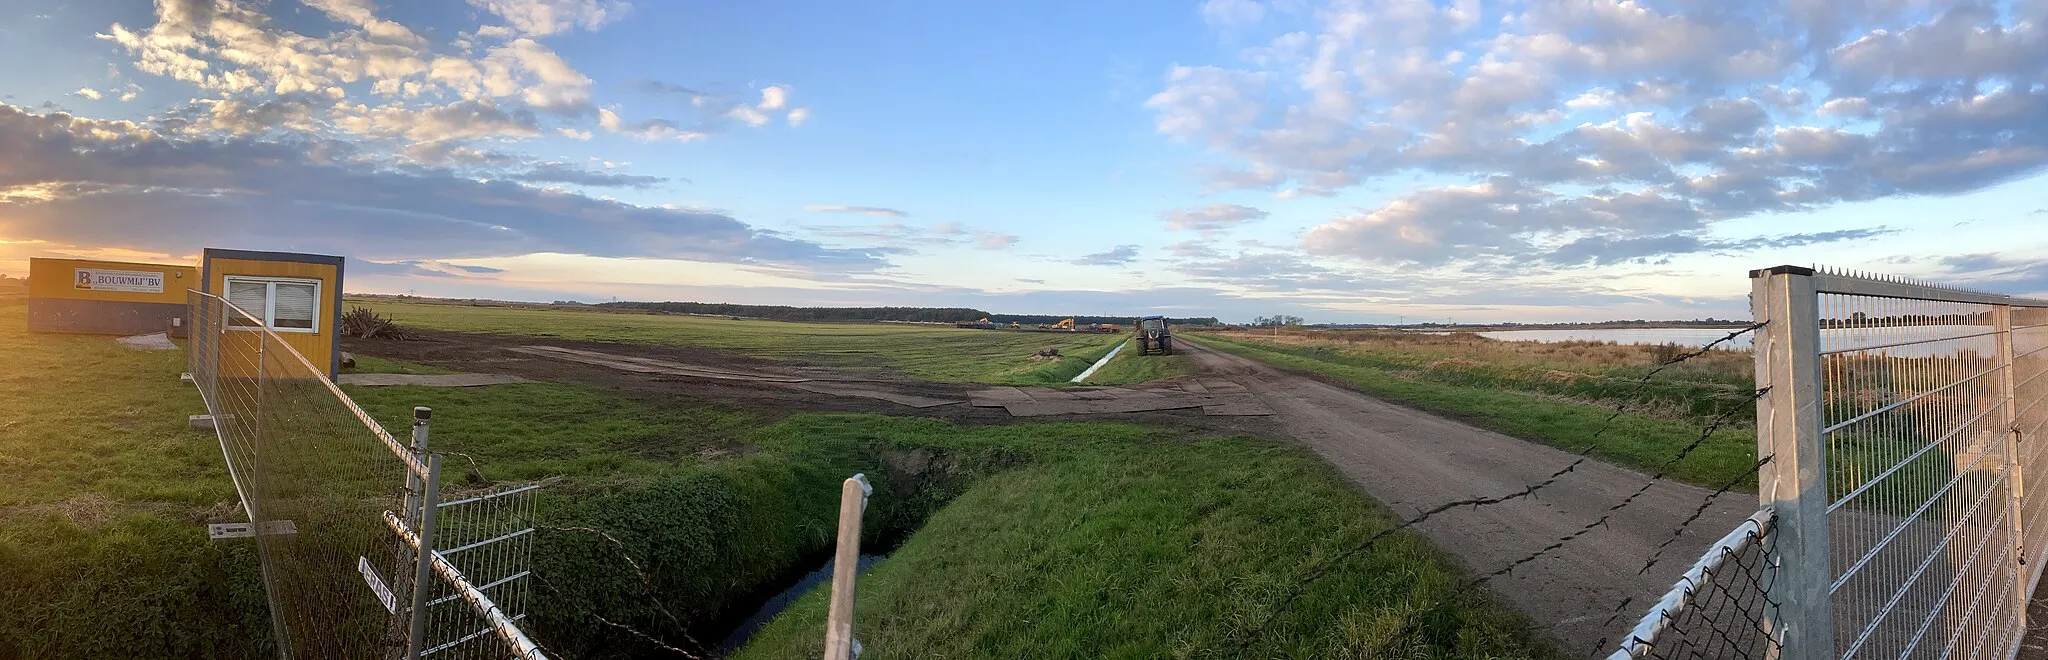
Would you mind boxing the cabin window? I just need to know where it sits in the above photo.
[223,276,321,333]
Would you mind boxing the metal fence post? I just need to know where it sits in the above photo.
[406,408,432,527]
[407,455,444,660]
[1752,266,1834,660]
[823,474,873,660]
[1996,304,2029,632]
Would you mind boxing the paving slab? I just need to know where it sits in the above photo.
[967,386,1036,407]
[790,383,961,409]
[116,332,178,350]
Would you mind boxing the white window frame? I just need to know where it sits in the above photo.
[222,276,323,334]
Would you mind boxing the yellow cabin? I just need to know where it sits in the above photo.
[24,249,346,379]
[201,249,346,379]
[26,257,199,335]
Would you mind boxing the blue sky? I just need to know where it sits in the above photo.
[1,0,2043,323]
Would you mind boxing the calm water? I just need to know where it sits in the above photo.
[1454,326,1994,358]
[1461,328,1758,349]
[716,554,885,654]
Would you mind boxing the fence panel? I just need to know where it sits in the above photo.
[186,291,545,660]
[1812,271,2028,660]
[1613,267,2047,660]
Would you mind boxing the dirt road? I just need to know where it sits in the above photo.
[1176,339,1754,655]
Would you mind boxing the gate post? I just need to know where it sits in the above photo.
[1751,266,1834,660]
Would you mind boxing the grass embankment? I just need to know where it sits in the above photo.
[1076,339,1195,385]
[1191,331,1757,488]
[353,299,1124,385]
[3,303,1555,658]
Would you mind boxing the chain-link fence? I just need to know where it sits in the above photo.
[1611,508,1780,659]
[187,290,545,659]
[1610,267,2048,660]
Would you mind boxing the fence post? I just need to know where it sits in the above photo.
[1997,304,2029,630]
[1751,266,1833,660]
[406,408,432,527]
[823,474,873,660]
[407,455,444,660]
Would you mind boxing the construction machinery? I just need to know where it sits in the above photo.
[1040,318,1076,331]
[955,317,995,329]
[1135,316,1173,355]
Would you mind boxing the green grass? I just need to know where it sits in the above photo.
[1189,333,1756,489]
[4,304,1554,658]
[354,299,1125,384]
[735,434,1555,660]
[1076,340,1195,385]
[0,305,273,658]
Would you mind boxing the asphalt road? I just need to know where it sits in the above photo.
[1176,338,1755,655]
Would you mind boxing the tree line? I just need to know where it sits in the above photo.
[594,301,1218,326]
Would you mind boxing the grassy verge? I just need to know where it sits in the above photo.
[1189,333,1755,488]
[1077,340,1194,385]
[352,299,1124,385]
[736,434,1556,659]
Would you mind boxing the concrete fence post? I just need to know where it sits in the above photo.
[1751,265,1834,660]
[1996,304,2029,629]
[406,408,432,527]
[823,474,873,660]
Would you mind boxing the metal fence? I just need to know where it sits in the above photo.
[186,290,545,659]
[1611,508,1780,659]
[1610,266,2048,660]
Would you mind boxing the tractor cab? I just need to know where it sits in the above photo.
[1135,315,1173,355]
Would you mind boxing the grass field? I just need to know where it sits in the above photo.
[2,304,1556,658]
[354,299,1126,385]
[1190,332,1757,488]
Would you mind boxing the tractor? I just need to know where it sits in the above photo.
[1135,315,1173,355]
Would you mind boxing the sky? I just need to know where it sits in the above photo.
[0,0,2043,324]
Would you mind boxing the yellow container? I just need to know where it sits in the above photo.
[26,257,199,335]
[202,249,346,379]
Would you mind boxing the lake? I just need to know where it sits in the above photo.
[1450,326,1995,358]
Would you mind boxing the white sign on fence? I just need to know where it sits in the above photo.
[360,556,398,614]
[74,268,165,293]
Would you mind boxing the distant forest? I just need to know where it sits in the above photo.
[593,301,1217,326]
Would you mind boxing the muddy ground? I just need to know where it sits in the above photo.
[343,329,1278,438]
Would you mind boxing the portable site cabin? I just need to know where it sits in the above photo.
[25,249,347,378]
[25,257,199,335]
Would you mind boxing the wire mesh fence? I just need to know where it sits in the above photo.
[186,290,545,659]
[1611,508,1780,659]
[1611,267,2048,660]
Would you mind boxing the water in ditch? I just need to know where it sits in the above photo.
[715,553,887,655]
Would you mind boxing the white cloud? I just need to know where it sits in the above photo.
[759,85,788,110]
[787,107,810,127]
[597,107,707,142]
[804,204,908,218]
[1200,0,1265,30]
[1149,0,2048,268]
[1160,203,1269,234]
[72,88,103,100]
[466,0,629,37]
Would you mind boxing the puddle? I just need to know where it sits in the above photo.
[715,554,886,655]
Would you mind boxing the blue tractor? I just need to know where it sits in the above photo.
[1135,315,1173,355]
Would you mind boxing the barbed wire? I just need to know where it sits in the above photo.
[1226,322,1767,653]
[540,525,707,657]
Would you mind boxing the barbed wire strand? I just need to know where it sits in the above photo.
[1227,322,1766,653]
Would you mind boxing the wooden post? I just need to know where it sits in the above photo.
[823,474,872,660]
[1751,266,1833,660]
